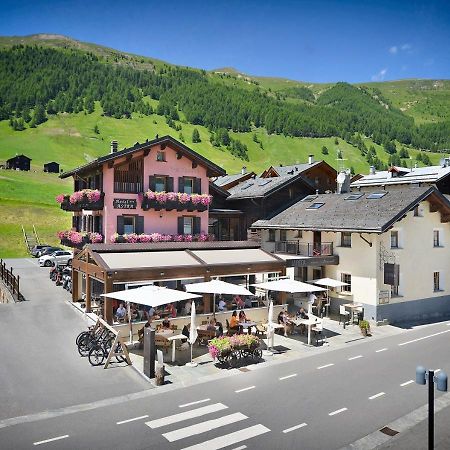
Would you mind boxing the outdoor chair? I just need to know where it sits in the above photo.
[197,329,216,346]
[339,305,350,327]
[312,321,325,346]
[226,319,239,336]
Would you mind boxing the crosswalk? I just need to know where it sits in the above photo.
[145,401,270,449]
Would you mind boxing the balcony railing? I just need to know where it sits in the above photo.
[59,192,105,211]
[274,240,334,257]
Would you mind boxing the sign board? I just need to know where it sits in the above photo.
[113,198,137,209]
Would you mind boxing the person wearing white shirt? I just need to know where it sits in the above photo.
[218,299,227,311]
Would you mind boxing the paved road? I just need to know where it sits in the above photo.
[0,258,150,421]
[1,311,449,449]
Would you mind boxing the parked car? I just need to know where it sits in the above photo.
[37,246,63,258]
[31,244,51,257]
[38,250,73,267]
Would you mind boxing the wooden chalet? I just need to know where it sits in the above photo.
[6,154,31,171]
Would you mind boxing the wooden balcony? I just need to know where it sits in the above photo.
[60,193,105,211]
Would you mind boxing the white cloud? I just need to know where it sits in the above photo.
[371,68,388,81]
[401,43,412,51]
[389,43,413,55]
[389,46,398,54]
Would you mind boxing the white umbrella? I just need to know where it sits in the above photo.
[185,279,253,316]
[101,286,201,343]
[186,302,198,367]
[253,279,326,294]
[264,300,275,356]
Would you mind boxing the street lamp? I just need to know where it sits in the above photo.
[416,366,448,450]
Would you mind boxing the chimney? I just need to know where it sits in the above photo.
[369,166,376,175]
[241,166,247,175]
[308,154,314,165]
[336,170,351,194]
[110,140,118,153]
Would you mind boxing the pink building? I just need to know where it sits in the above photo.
[58,136,225,246]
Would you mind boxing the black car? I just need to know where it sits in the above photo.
[38,246,63,258]
[31,244,51,257]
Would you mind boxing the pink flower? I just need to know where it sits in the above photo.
[57,230,68,239]
[110,233,119,243]
[89,232,103,243]
[126,233,139,243]
[69,191,84,204]
[150,233,162,242]
[155,191,168,203]
[68,230,83,244]
[190,194,201,205]
[183,234,193,242]
[167,192,177,201]
[178,192,190,204]
[145,190,156,200]
[56,194,66,204]
[138,234,152,243]
[200,194,212,206]
[174,234,184,242]
[199,233,209,242]
[85,189,101,203]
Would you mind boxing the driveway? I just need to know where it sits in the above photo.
[0,258,150,421]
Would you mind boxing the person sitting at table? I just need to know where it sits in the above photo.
[229,310,239,332]
[162,317,171,329]
[297,307,309,319]
[238,310,248,322]
[184,300,192,316]
[115,303,127,323]
[234,295,245,309]
[166,303,177,318]
[207,317,217,331]
[278,309,293,337]
[218,297,227,312]
[130,304,139,322]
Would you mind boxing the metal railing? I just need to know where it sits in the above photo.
[0,259,23,301]
[274,240,334,257]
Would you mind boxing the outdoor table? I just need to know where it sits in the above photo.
[156,328,174,337]
[197,325,219,331]
[167,334,186,362]
[343,303,363,324]
[292,316,322,345]
[239,321,257,333]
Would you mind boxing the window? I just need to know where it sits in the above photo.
[155,176,166,192]
[341,232,352,247]
[341,273,351,292]
[123,216,135,234]
[183,217,193,235]
[367,192,388,199]
[433,230,440,247]
[268,229,275,242]
[384,263,400,296]
[390,231,399,248]
[413,206,420,217]
[296,230,303,238]
[345,193,364,201]
[183,177,194,195]
[306,202,324,209]
[434,272,440,292]
[156,151,166,162]
[280,229,287,241]
[301,195,318,202]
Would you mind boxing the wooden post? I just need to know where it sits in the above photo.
[279,266,287,305]
[104,276,113,325]
[72,270,80,302]
[85,275,92,313]
[202,274,211,313]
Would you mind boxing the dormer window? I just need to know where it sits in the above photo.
[156,151,166,162]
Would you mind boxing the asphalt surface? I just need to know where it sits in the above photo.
[0,258,150,421]
[1,300,450,450]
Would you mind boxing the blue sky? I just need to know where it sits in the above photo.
[0,0,449,83]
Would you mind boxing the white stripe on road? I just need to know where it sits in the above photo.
[283,422,307,433]
[317,363,334,370]
[369,392,385,400]
[179,398,210,408]
[348,355,363,361]
[279,374,297,381]
[181,424,270,450]
[329,408,347,416]
[117,415,148,425]
[376,348,388,353]
[400,380,414,387]
[434,369,441,373]
[398,329,450,346]
[231,446,247,450]
[163,412,247,442]
[235,386,255,393]
[33,435,69,446]
[146,403,227,429]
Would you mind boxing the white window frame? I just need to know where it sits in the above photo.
[184,177,194,195]
[341,273,351,293]
[390,230,399,249]
[183,216,193,235]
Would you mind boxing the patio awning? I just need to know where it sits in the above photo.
[253,279,326,293]
[185,279,253,296]
[311,277,349,288]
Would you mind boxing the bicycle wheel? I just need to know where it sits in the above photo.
[252,348,262,359]
[88,346,106,366]
[76,331,89,347]
[230,351,240,368]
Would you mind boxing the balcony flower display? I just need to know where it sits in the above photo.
[57,189,103,207]
[89,232,103,243]
[177,192,190,204]
[85,189,101,203]
[142,190,212,211]
[155,191,168,203]
[167,192,178,202]
[138,233,152,243]
[58,230,104,246]
[109,232,215,244]
[69,191,84,204]
[125,233,139,243]
[56,194,65,204]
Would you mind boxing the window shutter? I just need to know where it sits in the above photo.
[72,216,77,229]
[136,216,144,234]
[177,216,184,235]
[394,264,400,287]
[98,215,103,234]
[194,177,202,194]
[148,176,156,191]
[167,177,174,192]
[178,177,184,193]
[193,217,201,235]
[117,216,125,235]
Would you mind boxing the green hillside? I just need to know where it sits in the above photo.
[0,34,448,258]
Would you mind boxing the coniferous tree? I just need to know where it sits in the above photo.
[192,128,201,143]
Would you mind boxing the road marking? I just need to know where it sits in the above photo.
[283,422,307,433]
[163,412,247,442]
[348,355,363,361]
[231,446,247,450]
[33,435,69,446]
[146,403,227,429]
[180,424,270,450]
[317,363,334,370]
[279,374,297,381]
[369,392,385,400]
[179,398,210,408]
[398,329,450,346]
[329,408,347,416]
[376,348,388,353]
[434,369,441,373]
[400,380,414,387]
[235,386,255,393]
[117,415,148,425]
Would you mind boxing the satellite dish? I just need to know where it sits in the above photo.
[337,172,347,184]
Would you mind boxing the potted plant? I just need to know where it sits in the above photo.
[359,320,371,336]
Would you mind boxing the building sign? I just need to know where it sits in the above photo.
[286,255,339,267]
[113,198,137,209]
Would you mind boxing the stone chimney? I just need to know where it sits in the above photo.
[369,166,376,175]
[241,166,247,175]
[110,140,118,153]
[308,154,314,165]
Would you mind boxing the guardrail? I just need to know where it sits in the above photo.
[275,241,334,257]
[0,259,24,301]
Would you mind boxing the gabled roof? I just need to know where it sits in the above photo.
[212,171,256,189]
[252,186,450,233]
[351,164,450,188]
[226,173,315,200]
[60,135,225,178]
[7,154,31,161]
[262,161,322,177]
